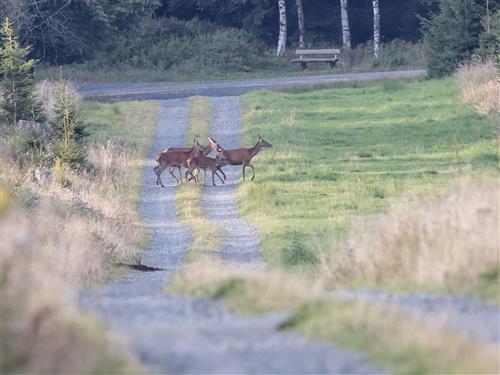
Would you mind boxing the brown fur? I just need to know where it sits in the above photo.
[209,136,272,181]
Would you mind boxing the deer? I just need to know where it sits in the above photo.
[154,138,216,186]
[185,148,226,186]
[208,135,273,181]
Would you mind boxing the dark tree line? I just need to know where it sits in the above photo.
[1,0,426,65]
[0,0,498,77]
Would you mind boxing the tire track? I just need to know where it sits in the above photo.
[201,97,261,266]
[79,98,386,374]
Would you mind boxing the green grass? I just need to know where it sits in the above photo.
[81,101,157,153]
[238,78,497,273]
[175,97,224,260]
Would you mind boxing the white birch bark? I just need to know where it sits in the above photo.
[340,0,351,49]
[277,0,287,57]
[372,0,380,59]
[296,0,305,48]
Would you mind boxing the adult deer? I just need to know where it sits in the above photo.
[154,138,216,186]
[209,135,273,181]
[186,149,226,186]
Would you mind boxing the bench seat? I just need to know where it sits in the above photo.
[292,48,340,69]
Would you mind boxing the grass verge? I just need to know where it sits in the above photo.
[281,300,499,374]
[1,99,157,373]
[175,97,223,260]
[168,259,320,313]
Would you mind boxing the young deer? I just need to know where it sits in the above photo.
[154,139,212,186]
[209,135,272,181]
[186,149,225,186]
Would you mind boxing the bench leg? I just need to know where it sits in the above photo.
[328,59,339,69]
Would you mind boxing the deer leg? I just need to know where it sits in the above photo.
[217,166,226,181]
[249,163,256,181]
[168,166,180,184]
[178,166,183,183]
[186,167,196,183]
[242,164,246,181]
[212,170,216,186]
[214,170,225,184]
[153,165,160,186]
[156,162,169,187]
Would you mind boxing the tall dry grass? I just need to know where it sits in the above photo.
[1,201,140,374]
[1,81,154,372]
[321,179,499,290]
[168,257,321,313]
[454,59,499,116]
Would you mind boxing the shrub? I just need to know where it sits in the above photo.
[343,39,425,70]
[282,231,319,267]
[90,17,264,74]
[454,59,499,116]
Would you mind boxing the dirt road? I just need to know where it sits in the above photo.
[79,98,385,374]
[77,69,426,100]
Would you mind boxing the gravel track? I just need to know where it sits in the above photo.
[201,97,261,266]
[79,99,385,374]
[333,290,500,344]
[78,70,426,101]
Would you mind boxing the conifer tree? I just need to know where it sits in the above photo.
[52,79,86,168]
[420,0,483,77]
[0,17,43,125]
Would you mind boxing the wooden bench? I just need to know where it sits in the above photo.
[291,48,340,69]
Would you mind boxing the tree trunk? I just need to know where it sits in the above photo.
[296,0,305,48]
[372,0,380,59]
[340,0,351,49]
[277,0,287,57]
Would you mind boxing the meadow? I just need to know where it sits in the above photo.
[237,78,498,294]
[170,74,498,373]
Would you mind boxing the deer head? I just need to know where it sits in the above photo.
[258,135,273,148]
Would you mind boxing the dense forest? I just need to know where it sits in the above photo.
[0,0,498,77]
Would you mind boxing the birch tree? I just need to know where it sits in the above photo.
[340,0,351,49]
[277,0,287,56]
[296,0,305,48]
[372,0,380,58]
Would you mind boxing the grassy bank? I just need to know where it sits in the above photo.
[238,78,498,293]
[1,99,157,373]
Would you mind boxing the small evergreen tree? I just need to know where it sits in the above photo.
[420,0,483,77]
[478,10,500,65]
[0,17,44,125]
[52,80,86,169]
